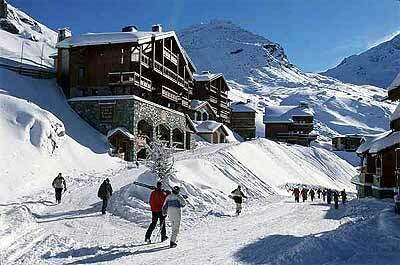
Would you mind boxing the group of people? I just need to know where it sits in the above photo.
[291,187,347,209]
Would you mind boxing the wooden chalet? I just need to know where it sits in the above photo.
[332,134,363,152]
[194,120,228,144]
[56,25,198,161]
[56,24,196,113]
[189,99,217,122]
[230,101,257,140]
[263,102,317,146]
[354,72,400,201]
[192,71,230,124]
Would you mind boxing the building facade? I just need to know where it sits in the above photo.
[230,101,257,140]
[263,103,317,146]
[193,71,230,124]
[332,135,363,152]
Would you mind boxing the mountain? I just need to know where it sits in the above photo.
[179,20,396,140]
[322,34,400,88]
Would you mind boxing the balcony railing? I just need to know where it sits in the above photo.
[154,60,186,86]
[210,85,218,93]
[160,85,179,102]
[206,96,218,105]
[178,76,185,87]
[164,47,178,65]
[141,53,150,68]
[276,132,318,139]
[108,71,152,91]
[181,97,190,108]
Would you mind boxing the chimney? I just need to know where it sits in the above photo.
[152,24,162,32]
[57,27,72,42]
[0,0,8,19]
[122,25,138,32]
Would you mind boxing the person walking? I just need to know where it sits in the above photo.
[301,188,308,202]
[162,186,186,248]
[52,173,66,204]
[334,191,339,209]
[326,189,332,204]
[292,187,300,203]
[97,178,113,215]
[322,189,327,202]
[145,181,169,243]
[309,189,315,202]
[341,189,347,204]
[317,188,321,199]
[231,185,248,215]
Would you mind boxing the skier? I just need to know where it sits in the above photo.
[322,189,327,202]
[135,161,140,168]
[317,188,321,199]
[162,186,186,248]
[334,191,339,209]
[341,189,347,204]
[326,189,332,204]
[231,185,248,215]
[145,181,169,243]
[52,173,66,204]
[301,188,308,202]
[309,189,315,202]
[97,178,113,215]
[292,187,300,203]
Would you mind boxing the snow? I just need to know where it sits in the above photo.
[391,103,400,121]
[193,72,223,82]
[230,101,256,113]
[264,104,313,123]
[369,131,400,153]
[323,34,400,88]
[194,120,226,133]
[56,31,174,48]
[107,127,134,140]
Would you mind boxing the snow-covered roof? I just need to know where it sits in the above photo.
[190,100,217,116]
[195,120,227,134]
[193,72,223,82]
[356,131,392,154]
[107,127,134,140]
[230,101,256,113]
[388,72,400,91]
[369,131,400,154]
[56,31,173,48]
[264,105,313,123]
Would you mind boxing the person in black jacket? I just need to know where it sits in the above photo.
[230,185,247,215]
[98,178,113,215]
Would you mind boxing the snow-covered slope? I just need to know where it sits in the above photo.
[0,2,57,68]
[179,20,396,139]
[323,34,400,88]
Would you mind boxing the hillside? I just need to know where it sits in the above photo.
[179,20,396,139]
[322,34,400,88]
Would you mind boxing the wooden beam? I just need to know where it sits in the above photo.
[152,39,155,69]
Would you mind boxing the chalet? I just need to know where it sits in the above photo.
[193,71,230,124]
[230,101,257,140]
[354,72,400,202]
[332,134,363,152]
[263,102,317,146]
[189,99,217,122]
[194,120,228,144]
[56,25,197,161]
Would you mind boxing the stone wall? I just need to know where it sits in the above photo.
[69,96,186,161]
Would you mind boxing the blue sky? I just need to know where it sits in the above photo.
[9,0,400,72]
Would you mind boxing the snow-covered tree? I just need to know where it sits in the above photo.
[146,137,176,184]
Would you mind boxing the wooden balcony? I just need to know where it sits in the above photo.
[160,85,179,102]
[141,53,151,68]
[108,71,152,91]
[220,101,230,110]
[178,76,185,88]
[206,96,218,105]
[219,111,230,120]
[154,60,186,87]
[181,97,190,108]
[276,132,318,141]
[164,47,178,65]
[210,85,218,93]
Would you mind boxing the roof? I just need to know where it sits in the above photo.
[391,103,400,122]
[369,131,400,153]
[185,115,198,133]
[356,130,392,154]
[193,72,223,82]
[107,127,134,140]
[388,72,400,91]
[230,101,257,113]
[264,105,313,123]
[190,100,217,116]
[56,30,197,72]
[195,120,228,134]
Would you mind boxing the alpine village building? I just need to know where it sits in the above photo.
[263,102,317,146]
[55,25,232,160]
[354,72,400,212]
[230,101,257,140]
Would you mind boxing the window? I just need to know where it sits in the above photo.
[121,49,124,64]
[131,50,139,62]
[78,67,86,83]
[202,112,208,121]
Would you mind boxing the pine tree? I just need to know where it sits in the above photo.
[147,137,176,184]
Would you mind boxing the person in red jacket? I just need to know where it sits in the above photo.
[145,181,169,243]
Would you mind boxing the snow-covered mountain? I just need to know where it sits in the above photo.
[322,34,400,88]
[179,20,396,139]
